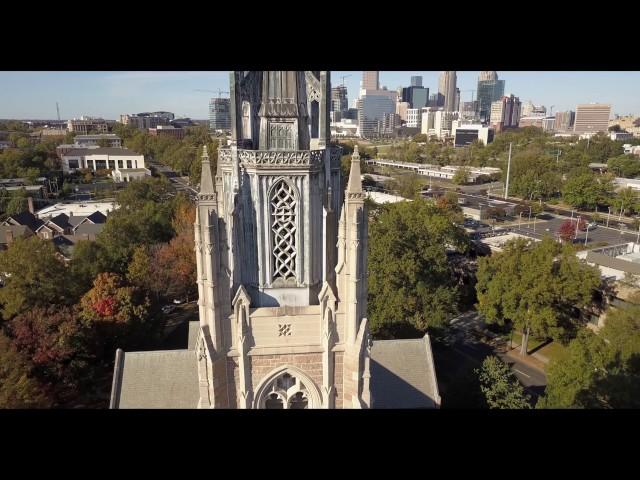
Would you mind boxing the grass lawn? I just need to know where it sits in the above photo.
[506,331,567,363]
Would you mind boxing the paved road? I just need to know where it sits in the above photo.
[150,160,198,198]
[511,214,640,246]
[447,311,547,398]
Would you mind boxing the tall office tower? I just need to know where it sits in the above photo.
[358,93,396,138]
[331,86,349,119]
[490,94,521,132]
[396,101,410,122]
[406,108,422,129]
[429,93,439,108]
[209,98,232,131]
[479,71,498,81]
[434,109,458,138]
[454,88,460,112]
[555,110,576,132]
[411,75,423,87]
[438,71,457,112]
[362,71,380,91]
[476,72,505,122]
[421,107,436,135]
[402,86,429,109]
[573,103,611,133]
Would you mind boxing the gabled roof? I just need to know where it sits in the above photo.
[370,335,441,408]
[110,349,200,409]
[3,211,43,231]
[47,213,70,231]
[73,223,105,236]
[0,225,32,244]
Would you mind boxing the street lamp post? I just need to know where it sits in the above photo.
[519,211,523,229]
[571,209,574,221]
[584,223,590,246]
[575,216,581,240]
[533,213,538,233]
[607,207,611,227]
[636,223,640,246]
[528,206,532,223]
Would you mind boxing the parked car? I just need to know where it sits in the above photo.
[586,222,597,230]
[172,299,183,305]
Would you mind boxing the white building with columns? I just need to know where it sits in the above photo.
[109,71,440,409]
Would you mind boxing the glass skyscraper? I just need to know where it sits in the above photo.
[476,78,505,122]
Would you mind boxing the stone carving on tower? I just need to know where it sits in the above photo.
[194,71,370,408]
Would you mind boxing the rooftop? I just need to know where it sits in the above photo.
[35,201,116,219]
[370,335,440,408]
[63,147,141,157]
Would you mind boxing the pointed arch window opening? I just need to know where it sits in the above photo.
[262,372,310,409]
[270,180,298,282]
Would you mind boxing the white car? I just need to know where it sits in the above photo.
[586,222,597,230]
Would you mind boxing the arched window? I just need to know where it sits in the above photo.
[260,372,312,409]
[270,180,297,281]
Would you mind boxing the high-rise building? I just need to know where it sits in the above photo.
[406,108,422,129]
[573,103,611,133]
[109,71,440,410]
[331,86,348,114]
[521,100,546,118]
[209,98,231,131]
[479,71,498,81]
[438,71,457,112]
[358,93,396,138]
[396,101,410,122]
[362,71,379,91]
[411,76,423,87]
[490,94,521,132]
[402,86,429,109]
[421,107,436,135]
[454,88,460,112]
[434,109,458,138]
[429,93,439,108]
[555,110,575,132]
[120,112,174,130]
[476,73,505,122]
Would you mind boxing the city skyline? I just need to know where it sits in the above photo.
[1,71,639,120]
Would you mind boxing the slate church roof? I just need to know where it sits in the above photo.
[110,326,440,409]
[369,335,441,408]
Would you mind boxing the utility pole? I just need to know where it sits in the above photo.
[585,224,589,246]
[504,142,512,199]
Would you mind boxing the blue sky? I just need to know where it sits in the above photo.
[0,71,638,120]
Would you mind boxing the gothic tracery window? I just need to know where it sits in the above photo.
[261,372,311,409]
[270,180,297,281]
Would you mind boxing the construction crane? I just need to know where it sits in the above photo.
[194,89,230,97]
[549,105,555,117]
[56,102,60,121]
[339,74,352,87]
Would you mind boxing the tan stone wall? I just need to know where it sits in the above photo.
[334,351,344,408]
[250,353,324,394]
[226,357,239,409]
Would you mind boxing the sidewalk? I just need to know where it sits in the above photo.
[503,343,548,370]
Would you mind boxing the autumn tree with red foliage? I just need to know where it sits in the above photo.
[558,218,586,242]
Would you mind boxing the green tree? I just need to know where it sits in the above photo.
[0,332,51,408]
[476,356,531,409]
[0,236,70,319]
[452,167,470,185]
[607,154,640,178]
[388,173,422,199]
[476,237,601,355]
[611,187,639,216]
[368,199,470,337]
[562,172,614,209]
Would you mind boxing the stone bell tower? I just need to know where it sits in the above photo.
[194,71,371,409]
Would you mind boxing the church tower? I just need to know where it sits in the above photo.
[194,71,371,408]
